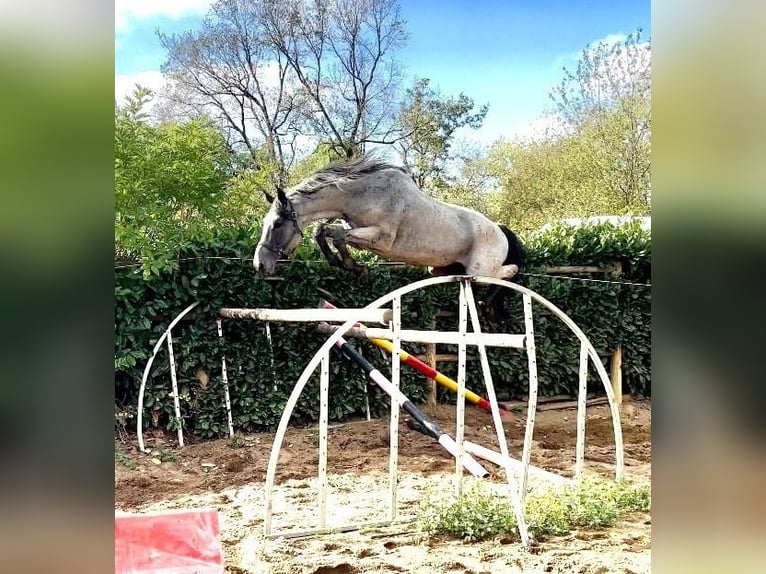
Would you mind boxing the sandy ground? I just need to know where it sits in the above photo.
[115,400,651,573]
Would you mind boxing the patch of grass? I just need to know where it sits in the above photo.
[228,433,245,448]
[419,476,651,542]
[115,448,136,470]
[612,479,651,513]
[418,481,518,542]
[524,489,570,537]
[148,444,179,463]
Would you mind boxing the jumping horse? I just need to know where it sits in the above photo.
[253,155,524,318]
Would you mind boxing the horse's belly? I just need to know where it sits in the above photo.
[387,250,461,267]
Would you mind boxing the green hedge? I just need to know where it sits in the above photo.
[115,222,650,438]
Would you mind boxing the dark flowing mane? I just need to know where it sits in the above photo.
[293,154,409,195]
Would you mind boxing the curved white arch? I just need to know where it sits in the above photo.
[474,276,625,479]
[136,301,200,453]
[262,275,625,537]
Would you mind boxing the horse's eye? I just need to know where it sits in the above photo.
[274,219,283,228]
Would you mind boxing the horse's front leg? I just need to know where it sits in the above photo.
[313,224,343,269]
[319,224,368,274]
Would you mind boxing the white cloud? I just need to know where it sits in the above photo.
[508,114,570,144]
[598,33,630,47]
[554,32,638,71]
[115,71,169,106]
[115,0,213,32]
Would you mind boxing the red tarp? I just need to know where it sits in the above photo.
[115,509,224,574]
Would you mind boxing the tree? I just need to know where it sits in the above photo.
[394,77,488,190]
[548,28,651,209]
[158,0,409,183]
[260,0,409,158]
[158,0,308,190]
[115,86,258,276]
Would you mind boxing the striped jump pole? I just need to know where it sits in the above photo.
[330,331,489,478]
[321,300,507,417]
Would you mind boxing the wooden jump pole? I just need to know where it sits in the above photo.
[316,326,526,348]
[219,307,393,324]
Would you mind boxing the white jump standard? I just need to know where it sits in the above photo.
[212,276,624,550]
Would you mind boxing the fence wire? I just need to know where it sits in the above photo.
[115,256,651,288]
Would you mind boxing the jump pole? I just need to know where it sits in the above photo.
[330,332,489,479]
[320,300,507,417]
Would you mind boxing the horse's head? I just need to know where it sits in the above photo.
[253,188,303,275]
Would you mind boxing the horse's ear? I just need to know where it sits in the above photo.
[263,190,274,204]
[277,187,287,204]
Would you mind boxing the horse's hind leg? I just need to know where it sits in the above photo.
[499,263,520,280]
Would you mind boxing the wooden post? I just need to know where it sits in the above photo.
[425,318,437,406]
[611,345,623,408]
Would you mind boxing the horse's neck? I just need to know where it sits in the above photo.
[292,190,346,225]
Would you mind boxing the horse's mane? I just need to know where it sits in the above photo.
[293,154,409,195]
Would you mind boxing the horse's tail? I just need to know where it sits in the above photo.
[498,224,525,270]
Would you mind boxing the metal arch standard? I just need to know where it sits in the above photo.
[353,274,624,480]
[473,276,625,480]
[136,301,200,453]
[261,275,624,541]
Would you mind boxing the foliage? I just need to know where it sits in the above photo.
[550,28,650,131]
[525,476,650,538]
[115,221,649,438]
[395,77,488,190]
[419,476,650,542]
[115,448,137,470]
[115,88,258,276]
[479,28,651,233]
[418,481,517,542]
[486,125,649,234]
[547,27,651,212]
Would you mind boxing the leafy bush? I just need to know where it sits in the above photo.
[115,221,650,437]
[419,476,651,542]
[526,476,650,537]
[419,481,518,542]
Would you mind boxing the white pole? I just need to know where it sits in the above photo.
[463,284,531,549]
[318,350,330,528]
[463,440,571,486]
[166,331,184,448]
[576,341,589,480]
[454,279,469,497]
[137,302,199,453]
[216,319,234,438]
[388,296,402,521]
[519,294,539,499]
[219,307,393,325]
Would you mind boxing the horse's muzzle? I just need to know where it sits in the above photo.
[253,249,277,275]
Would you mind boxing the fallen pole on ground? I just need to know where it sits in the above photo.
[405,419,571,486]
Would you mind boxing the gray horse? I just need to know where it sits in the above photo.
[253,155,524,283]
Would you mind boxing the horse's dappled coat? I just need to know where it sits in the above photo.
[254,156,524,280]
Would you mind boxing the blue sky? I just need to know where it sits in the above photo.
[115,0,650,144]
